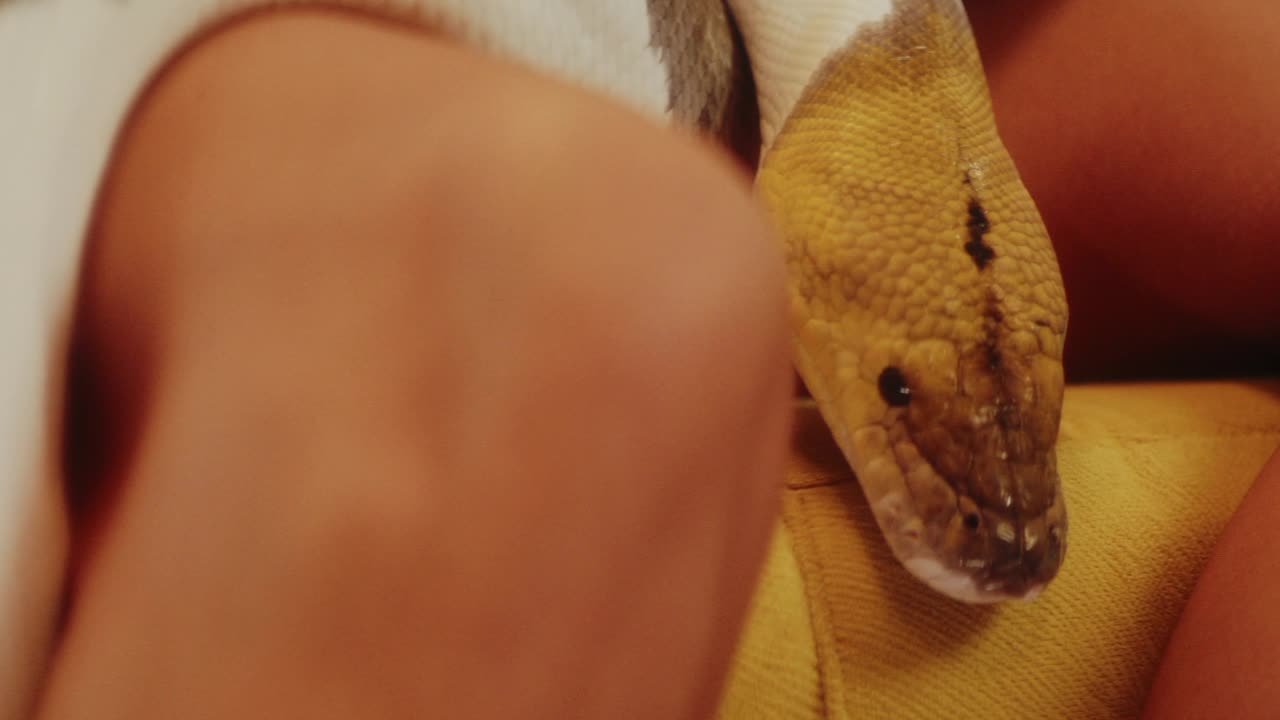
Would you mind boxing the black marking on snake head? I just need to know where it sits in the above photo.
[996,402,1022,431]
[964,199,995,269]
[984,306,1004,370]
[963,512,981,531]
[878,366,912,407]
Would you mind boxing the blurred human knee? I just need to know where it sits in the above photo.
[48,8,790,719]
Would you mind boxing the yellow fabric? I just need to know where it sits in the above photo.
[718,379,1280,719]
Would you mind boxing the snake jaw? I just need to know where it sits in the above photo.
[904,557,1011,605]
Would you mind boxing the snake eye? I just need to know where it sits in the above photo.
[877,366,911,407]
[963,512,981,530]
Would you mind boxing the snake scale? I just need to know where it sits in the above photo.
[651,0,1069,603]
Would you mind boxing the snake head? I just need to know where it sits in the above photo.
[855,338,1068,603]
[742,0,1071,602]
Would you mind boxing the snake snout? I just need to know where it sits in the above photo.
[978,512,1066,600]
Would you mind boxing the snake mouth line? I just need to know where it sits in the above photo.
[895,526,1047,603]
[902,555,1042,604]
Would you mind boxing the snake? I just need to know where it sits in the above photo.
[655,0,1070,603]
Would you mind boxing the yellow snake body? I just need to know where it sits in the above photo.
[723,0,1069,602]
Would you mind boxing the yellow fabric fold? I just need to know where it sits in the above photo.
[719,379,1280,719]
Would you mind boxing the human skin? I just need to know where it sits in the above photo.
[37,9,793,719]
[966,0,1280,381]
[967,1,1280,713]
[1141,447,1280,719]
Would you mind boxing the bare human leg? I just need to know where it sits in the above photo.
[1142,447,1280,718]
[39,9,793,719]
[966,0,1280,380]
[966,2,1280,712]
